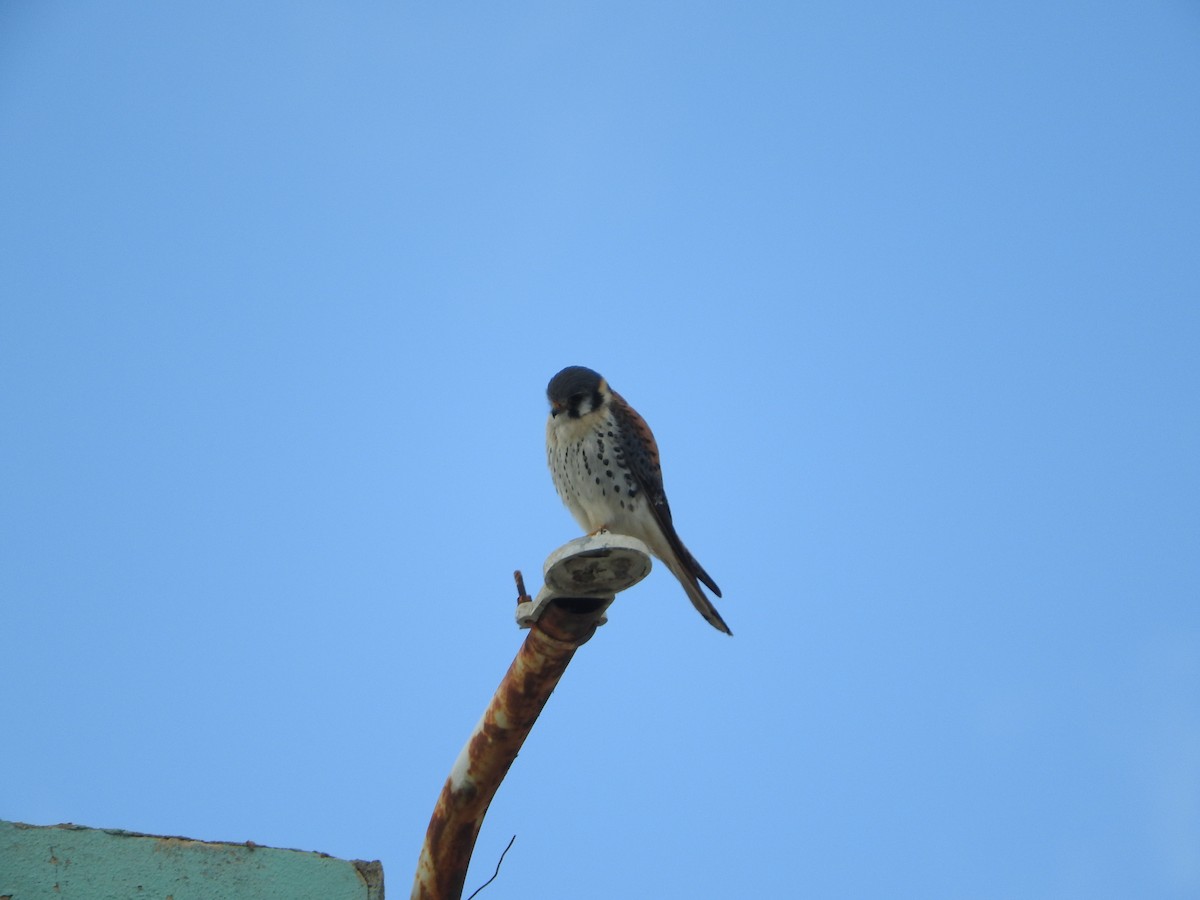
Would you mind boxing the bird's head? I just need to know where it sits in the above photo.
[547,366,609,419]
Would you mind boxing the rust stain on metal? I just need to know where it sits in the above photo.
[411,599,606,900]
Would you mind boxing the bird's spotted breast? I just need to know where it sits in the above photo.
[548,411,647,534]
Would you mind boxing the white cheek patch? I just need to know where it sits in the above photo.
[572,395,595,417]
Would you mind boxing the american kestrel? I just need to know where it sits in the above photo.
[545,366,731,635]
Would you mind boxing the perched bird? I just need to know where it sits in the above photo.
[545,365,731,634]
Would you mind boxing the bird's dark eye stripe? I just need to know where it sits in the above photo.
[565,390,605,418]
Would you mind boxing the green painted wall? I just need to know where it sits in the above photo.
[0,820,383,900]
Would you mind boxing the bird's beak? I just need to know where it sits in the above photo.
[550,401,564,418]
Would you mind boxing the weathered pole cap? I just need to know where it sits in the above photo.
[516,532,653,628]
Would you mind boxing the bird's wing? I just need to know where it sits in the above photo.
[609,390,722,599]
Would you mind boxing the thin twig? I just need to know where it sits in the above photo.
[465,835,517,900]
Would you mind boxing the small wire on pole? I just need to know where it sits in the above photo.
[464,835,516,900]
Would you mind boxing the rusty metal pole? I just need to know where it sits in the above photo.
[410,599,606,900]
[410,535,652,900]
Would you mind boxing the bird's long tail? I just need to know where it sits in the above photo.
[663,554,732,635]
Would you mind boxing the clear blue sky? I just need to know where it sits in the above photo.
[3,3,1198,897]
